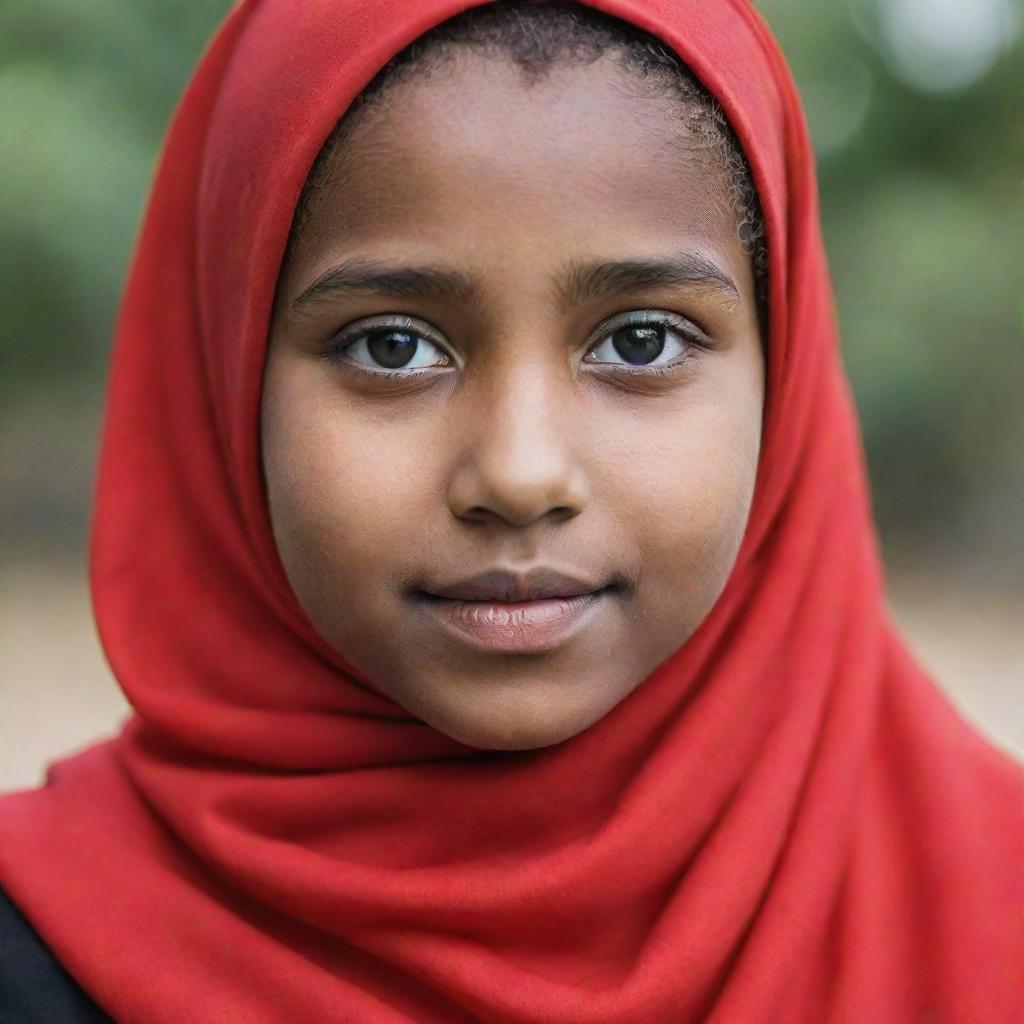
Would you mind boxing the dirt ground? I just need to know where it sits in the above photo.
[1,561,1020,790]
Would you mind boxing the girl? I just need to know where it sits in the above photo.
[0,1,1020,1021]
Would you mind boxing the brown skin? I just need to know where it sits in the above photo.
[261,54,765,750]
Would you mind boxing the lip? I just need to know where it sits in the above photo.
[412,589,610,654]
[421,567,607,603]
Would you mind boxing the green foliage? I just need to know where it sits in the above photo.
[0,0,225,391]
[760,0,1023,561]
[1,0,1020,566]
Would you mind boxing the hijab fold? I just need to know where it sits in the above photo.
[0,1,1020,1021]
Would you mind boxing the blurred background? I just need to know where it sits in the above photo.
[1,0,1021,788]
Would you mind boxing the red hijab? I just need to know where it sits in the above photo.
[1,1,1020,1020]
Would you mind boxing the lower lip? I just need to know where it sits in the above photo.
[414,589,609,654]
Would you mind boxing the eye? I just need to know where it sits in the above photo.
[583,311,705,371]
[326,315,451,374]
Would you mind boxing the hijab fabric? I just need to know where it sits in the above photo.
[0,1,1020,1020]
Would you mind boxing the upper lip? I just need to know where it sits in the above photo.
[420,567,609,603]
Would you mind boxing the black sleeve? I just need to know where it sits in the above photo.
[0,885,112,1023]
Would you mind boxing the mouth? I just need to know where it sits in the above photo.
[410,586,616,655]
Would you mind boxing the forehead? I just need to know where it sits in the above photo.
[285,53,749,295]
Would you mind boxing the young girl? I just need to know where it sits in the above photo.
[0,1,1019,1021]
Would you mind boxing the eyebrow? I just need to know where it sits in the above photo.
[291,258,474,309]
[558,254,740,306]
[289,251,739,312]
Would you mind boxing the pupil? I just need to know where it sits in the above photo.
[367,328,418,368]
[611,325,665,365]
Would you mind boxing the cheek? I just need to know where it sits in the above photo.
[629,389,761,635]
[260,357,430,638]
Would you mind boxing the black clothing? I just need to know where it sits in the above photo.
[0,886,111,1023]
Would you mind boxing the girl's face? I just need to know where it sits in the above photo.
[262,53,765,750]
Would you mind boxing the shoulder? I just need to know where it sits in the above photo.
[0,885,112,1023]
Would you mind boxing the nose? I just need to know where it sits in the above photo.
[446,361,590,528]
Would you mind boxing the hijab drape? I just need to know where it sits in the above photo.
[1,1,1020,1021]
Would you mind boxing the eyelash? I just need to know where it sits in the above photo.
[321,310,710,382]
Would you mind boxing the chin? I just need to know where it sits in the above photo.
[426,695,606,752]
